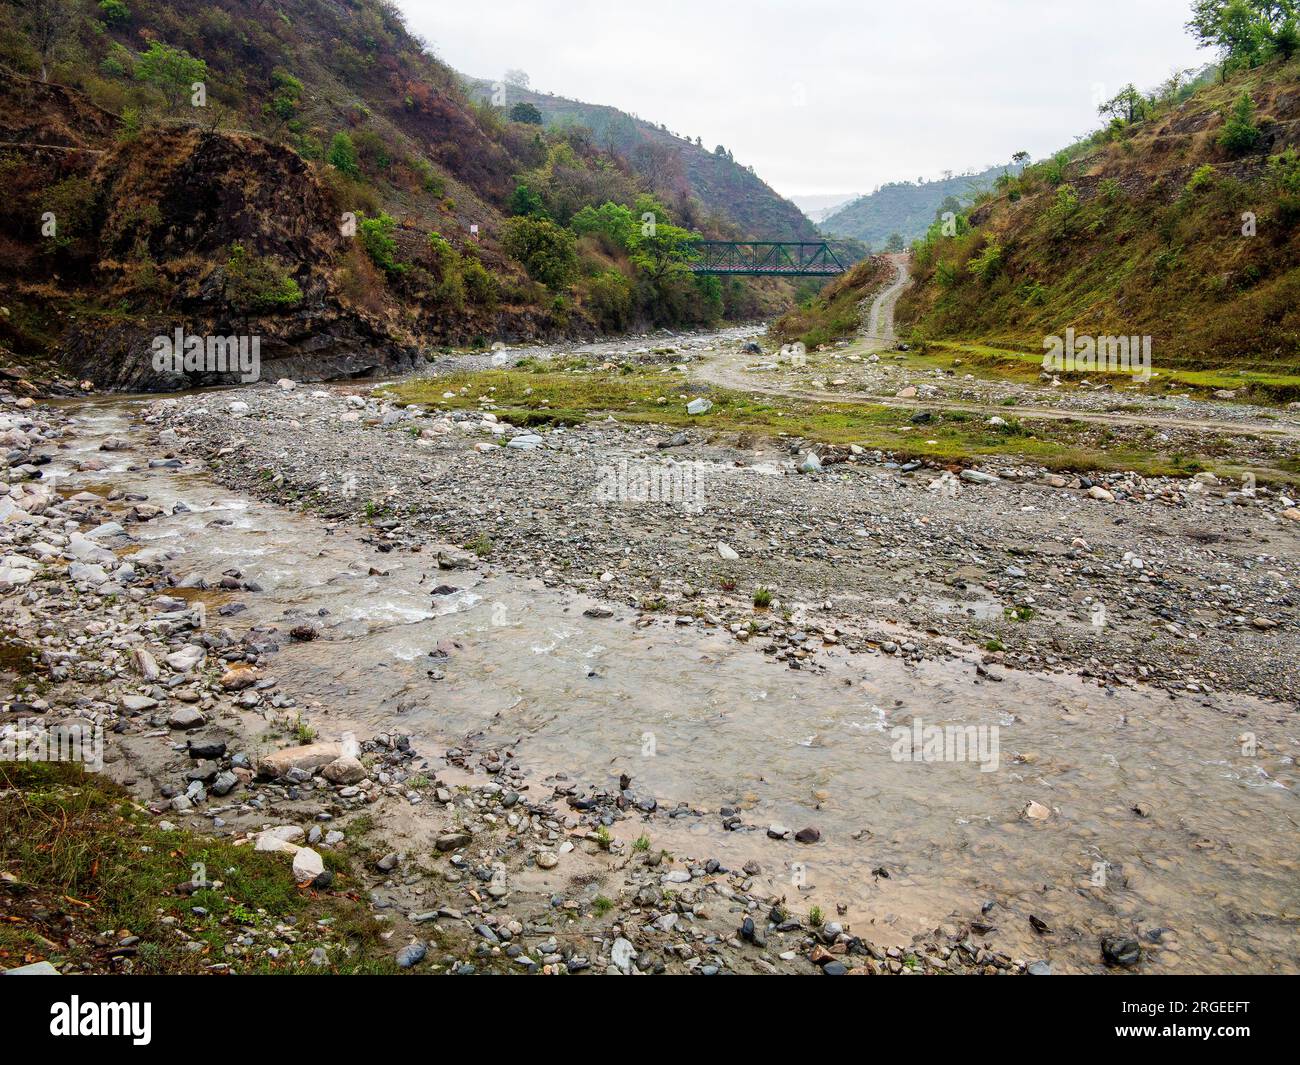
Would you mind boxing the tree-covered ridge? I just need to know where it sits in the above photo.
[819,162,1025,249]
[463,75,820,242]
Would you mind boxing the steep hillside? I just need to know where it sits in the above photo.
[463,77,819,241]
[0,0,790,390]
[897,56,1300,377]
[821,162,1022,247]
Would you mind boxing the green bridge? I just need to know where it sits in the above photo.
[687,240,847,277]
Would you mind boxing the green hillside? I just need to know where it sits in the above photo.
[898,49,1300,383]
[463,76,819,242]
[820,162,1023,247]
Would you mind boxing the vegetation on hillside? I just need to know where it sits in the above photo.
[770,256,891,348]
[0,0,791,381]
[819,161,1026,247]
[897,3,1300,379]
[464,75,819,242]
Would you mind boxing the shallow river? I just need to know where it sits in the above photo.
[48,395,1300,973]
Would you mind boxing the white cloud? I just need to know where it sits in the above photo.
[397,0,1212,198]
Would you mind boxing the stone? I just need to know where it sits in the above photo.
[716,541,739,561]
[1022,800,1052,821]
[321,755,367,785]
[167,706,206,730]
[257,742,342,779]
[395,941,427,968]
[610,937,636,973]
[1101,935,1141,968]
[686,398,713,416]
[291,847,325,882]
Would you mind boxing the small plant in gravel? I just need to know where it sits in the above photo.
[632,833,651,852]
[753,587,772,608]
[465,533,493,557]
[809,905,825,927]
[591,894,615,916]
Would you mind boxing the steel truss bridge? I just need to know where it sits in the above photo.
[686,240,847,277]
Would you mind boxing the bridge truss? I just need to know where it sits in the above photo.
[686,240,847,277]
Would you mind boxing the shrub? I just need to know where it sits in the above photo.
[967,241,1003,281]
[328,132,361,178]
[582,269,633,330]
[1045,184,1080,239]
[1184,164,1215,195]
[358,212,404,276]
[501,216,577,289]
[98,0,130,26]
[1218,92,1261,154]
[224,244,302,311]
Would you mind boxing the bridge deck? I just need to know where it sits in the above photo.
[686,240,846,277]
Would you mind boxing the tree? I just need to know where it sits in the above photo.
[264,69,304,132]
[507,183,547,218]
[509,102,543,125]
[504,68,530,88]
[1188,0,1299,69]
[1219,90,1262,153]
[1012,150,1031,168]
[17,0,76,82]
[1098,83,1149,125]
[884,232,905,252]
[501,216,576,289]
[328,132,361,177]
[135,41,208,114]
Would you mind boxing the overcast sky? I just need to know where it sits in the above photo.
[397,0,1212,201]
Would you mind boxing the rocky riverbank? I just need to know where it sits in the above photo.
[154,351,1300,704]
[1,391,1045,976]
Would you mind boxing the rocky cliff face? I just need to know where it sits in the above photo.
[0,84,423,391]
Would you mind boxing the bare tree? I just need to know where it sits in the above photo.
[18,0,76,82]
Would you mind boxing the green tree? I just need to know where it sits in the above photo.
[1219,90,1262,152]
[98,0,130,26]
[358,213,404,276]
[1188,0,1299,69]
[328,132,361,177]
[501,216,577,289]
[1098,83,1149,125]
[884,232,905,252]
[264,69,304,131]
[16,0,76,82]
[135,41,207,114]
[507,183,547,218]
[570,201,637,248]
[509,102,543,125]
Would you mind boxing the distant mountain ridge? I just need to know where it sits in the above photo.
[821,163,1021,246]
[463,76,819,241]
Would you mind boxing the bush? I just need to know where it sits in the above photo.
[358,212,404,276]
[1184,164,1215,195]
[1045,184,1079,239]
[1218,92,1261,154]
[328,132,361,178]
[224,244,303,311]
[582,270,634,330]
[967,241,1003,281]
[98,0,130,26]
[501,216,577,289]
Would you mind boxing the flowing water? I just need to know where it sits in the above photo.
[48,395,1300,973]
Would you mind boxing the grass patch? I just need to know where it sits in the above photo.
[390,367,1292,480]
[0,762,398,974]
